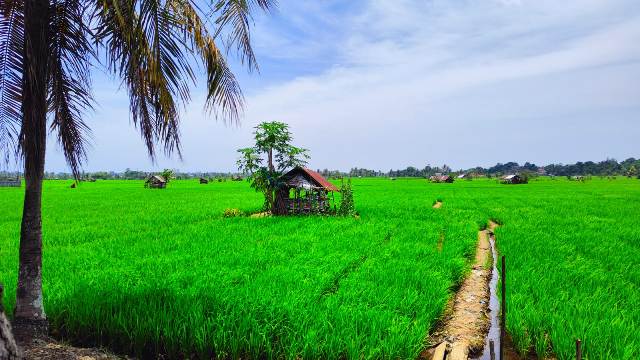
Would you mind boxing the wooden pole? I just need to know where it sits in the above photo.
[500,255,506,360]
[576,339,582,360]
[489,340,495,360]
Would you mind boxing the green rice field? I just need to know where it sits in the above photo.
[1,178,639,359]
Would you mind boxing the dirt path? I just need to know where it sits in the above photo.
[20,338,127,360]
[424,222,497,360]
[433,201,443,209]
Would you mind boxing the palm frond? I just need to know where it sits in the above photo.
[92,0,274,160]
[47,0,95,178]
[213,0,275,72]
[0,1,24,165]
[169,0,246,124]
[94,0,201,159]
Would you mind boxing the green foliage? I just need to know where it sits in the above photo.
[0,179,475,359]
[338,178,356,216]
[1,178,639,359]
[519,171,533,182]
[627,165,637,178]
[222,208,244,218]
[237,121,309,210]
[161,169,175,183]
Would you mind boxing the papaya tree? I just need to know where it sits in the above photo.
[161,169,175,183]
[237,121,308,211]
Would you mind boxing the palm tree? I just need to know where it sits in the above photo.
[0,0,273,340]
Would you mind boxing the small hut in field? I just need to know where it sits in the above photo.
[501,174,526,184]
[199,177,209,184]
[0,176,20,187]
[457,173,472,180]
[430,175,454,183]
[274,167,339,215]
[145,175,167,189]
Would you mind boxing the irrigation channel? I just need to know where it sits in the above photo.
[470,227,500,360]
[428,222,502,360]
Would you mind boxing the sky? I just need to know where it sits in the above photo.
[42,0,640,173]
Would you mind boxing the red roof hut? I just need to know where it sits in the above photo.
[274,167,339,215]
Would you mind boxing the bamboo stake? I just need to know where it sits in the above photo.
[576,339,582,360]
[490,340,495,360]
[501,255,506,360]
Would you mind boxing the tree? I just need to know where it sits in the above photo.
[161,169,175,183]
[237,121,308,211]
[627,165,637,178]
[0,0,274,339]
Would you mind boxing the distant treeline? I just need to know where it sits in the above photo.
[0,168,240,181]
[1,157,638,180]
[326,157,639,178]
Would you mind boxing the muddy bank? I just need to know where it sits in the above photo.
[470,223,499,360]
[20,337,127,360]
[420,221,500,360]
[426,225,493,358]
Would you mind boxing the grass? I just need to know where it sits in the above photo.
[431,177,640,359]
[1,177,639,359]
[0,179,478,359]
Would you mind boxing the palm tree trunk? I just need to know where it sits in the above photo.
[13,0,50,341]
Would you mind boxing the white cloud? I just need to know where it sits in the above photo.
[238,0,640,170]
[45,0,640,172]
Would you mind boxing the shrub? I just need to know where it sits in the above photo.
[338,178,355,216]
[223,208,244,218]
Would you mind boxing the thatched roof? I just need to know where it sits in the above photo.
[146,175,166,184]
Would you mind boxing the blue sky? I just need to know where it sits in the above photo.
[42,0,640,172]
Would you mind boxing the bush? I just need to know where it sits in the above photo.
[223,208,244,218]
[338,178,355,216]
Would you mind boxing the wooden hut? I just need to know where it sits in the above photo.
[429,175,454,183]
[274,167,339,215]
[457,173,472,180]
[501,174,526,184]
[0,176,20,187]
[199,177,209,184]
[145,175,167,189]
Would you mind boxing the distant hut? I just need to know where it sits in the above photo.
[232,175,243,181]
[501,174,526,184]
[145,175,167,189]
[274,167,339,215]
[0,175,20,187]
[199,177,209,184]
[457,173,472,180]
[430,175,454,183]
